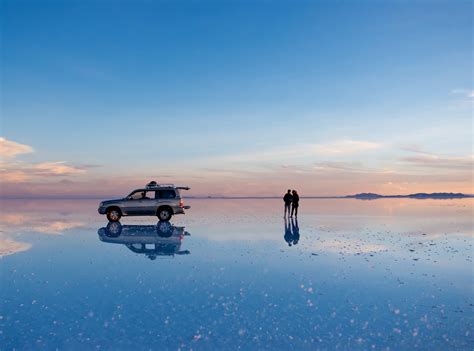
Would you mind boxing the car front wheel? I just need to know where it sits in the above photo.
[107,208,122,222]
[157,208,172,222]
[106,221,122,237]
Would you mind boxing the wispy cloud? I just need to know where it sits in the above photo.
[400,154,474,171]
[203,140,382,165]
[399,144,438,156]
[0,137,88,182]
[32,162,87,176]
[0,136,472,197]
[1,161,87,182]
[309,140,382,155]
[451,88,474,99]
[0,169,30,182]
[397,146,474,173]
[0,137,34,158]
[312,161,391,174]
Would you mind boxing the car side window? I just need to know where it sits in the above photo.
[129,191,142,200]
[129,191,155,200]
[145,191,156,199]
[158,190,176,199]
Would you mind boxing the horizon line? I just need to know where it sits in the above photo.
[0,192,472,200]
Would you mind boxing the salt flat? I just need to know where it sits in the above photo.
[1,198,472,350]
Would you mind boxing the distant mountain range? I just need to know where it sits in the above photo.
[345,192,473,200]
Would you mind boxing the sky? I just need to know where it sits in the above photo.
[1,0,473,198]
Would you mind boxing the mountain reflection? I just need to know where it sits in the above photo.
[98,221,191,260]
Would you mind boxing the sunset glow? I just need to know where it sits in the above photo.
[1,1,472,197]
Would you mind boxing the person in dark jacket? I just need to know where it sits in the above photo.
[283,189,293,217]
[291,190,299,217]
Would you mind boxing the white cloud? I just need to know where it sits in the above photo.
[451,89,474,99]
[0,161,87,182]
[400,154,474,170]
[203,140,382,165]
[309,140,381,155]
[33,161,86,176]
[0,137,87,182]
[0,137,34,158]
[311,161,389,174]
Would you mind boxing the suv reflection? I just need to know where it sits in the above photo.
[98,221,191,260]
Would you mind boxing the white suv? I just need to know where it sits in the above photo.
[98,181,190,222]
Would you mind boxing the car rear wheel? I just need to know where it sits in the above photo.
[157,208,172,222]
[107,208,122,222]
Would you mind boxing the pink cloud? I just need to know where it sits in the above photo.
[1,167,472,199]
[0,137,33,158]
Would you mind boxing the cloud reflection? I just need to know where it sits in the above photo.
[0,209,86,256]
[0,235,32,257]
[0,213,84,235]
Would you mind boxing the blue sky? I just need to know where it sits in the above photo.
[1,1,472,197]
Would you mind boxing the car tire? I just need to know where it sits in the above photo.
[157,221,172,232]
[157,221,173,237]
[107,208,122,222]
[157,208,172,222]
[106,221,122,237]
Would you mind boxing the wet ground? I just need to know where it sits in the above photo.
[0,198,473,350]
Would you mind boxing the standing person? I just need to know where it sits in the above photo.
[283,189,293,217]
[291,190,299,217]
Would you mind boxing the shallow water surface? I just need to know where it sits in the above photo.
[0,198,473,350]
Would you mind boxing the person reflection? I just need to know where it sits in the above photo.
[284,217,293,246]
[291,217,299,245]
[284,217,300,246]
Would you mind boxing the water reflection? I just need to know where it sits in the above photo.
[1,199,473,349]
[0,235,31,257]
[284,217,300,246]
[98,221,191,260]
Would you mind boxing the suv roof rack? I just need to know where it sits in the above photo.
[145,181,190,190]
[146,183,175,189]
